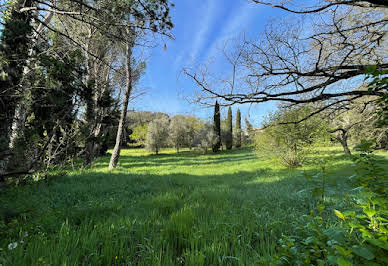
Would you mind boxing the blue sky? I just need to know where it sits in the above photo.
[132,0,286,127]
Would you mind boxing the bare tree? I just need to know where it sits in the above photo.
[184,1,387,121]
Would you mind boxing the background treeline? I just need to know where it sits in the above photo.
[125,108,252,154]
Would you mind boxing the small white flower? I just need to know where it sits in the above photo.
[8,242,18,250]
[24,232,28,238]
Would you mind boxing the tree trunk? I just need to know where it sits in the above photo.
[10,2,54,149]
[109,30,134,170]
[338,136,351,155]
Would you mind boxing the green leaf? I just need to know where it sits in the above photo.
[363,208,376,218]
[323,228,345,243]
[337,257,352,266]
[334,245,352,256]
[367,238,388,251]
[352,245,375,260]
[334,210,346,221]
[361,229,374,239]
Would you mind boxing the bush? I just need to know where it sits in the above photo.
[277,140,388,265]
[255,105,328,167]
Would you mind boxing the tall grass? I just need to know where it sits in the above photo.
[0,147,386,265]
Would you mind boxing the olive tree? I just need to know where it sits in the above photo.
[193,124,218,154]
[168,115,188,152]
[145,117,169,155]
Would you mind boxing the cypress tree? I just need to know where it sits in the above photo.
[212,101,221,152]
[236,108,241,148]
[226,107,233,149]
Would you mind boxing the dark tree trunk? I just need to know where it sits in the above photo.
[338,135,351,155]
[109,30,134,170]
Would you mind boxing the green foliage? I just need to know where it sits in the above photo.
[0,0,33,158]
[145,117,169,154]
[235,109,241,148]
[225,107,233,150]
[131,124,148,145]
[277,141,388,265]
[212,101,221,152]
[364,66,388,127]
[255,105,329,167]
[168,115,189,152]
[193,123,218,153]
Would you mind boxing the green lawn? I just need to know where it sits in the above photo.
[0,147,386,265]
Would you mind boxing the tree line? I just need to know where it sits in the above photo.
[125,108,248,155]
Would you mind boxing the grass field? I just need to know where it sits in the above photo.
[0,147,387,265]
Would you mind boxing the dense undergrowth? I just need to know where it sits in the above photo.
[0,147,387,265]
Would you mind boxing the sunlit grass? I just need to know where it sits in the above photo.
[0,146,387,265]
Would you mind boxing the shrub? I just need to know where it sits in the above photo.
[255,105,328,167]
[277,140,388,265]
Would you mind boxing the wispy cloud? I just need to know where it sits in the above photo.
[173,0,221,69]
[189,0,219,61]
[202,1,259,62]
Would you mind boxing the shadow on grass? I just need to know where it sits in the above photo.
[94,147,257,169]
[1,147,387,265]
[0,156,366,229]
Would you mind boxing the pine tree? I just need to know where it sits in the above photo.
[235,108,241,148]
[212,101,221,152]
[226,107,233,150]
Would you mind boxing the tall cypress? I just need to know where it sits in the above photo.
[212,101,221,152]
[226,106,233,149]
[236,108,241,148]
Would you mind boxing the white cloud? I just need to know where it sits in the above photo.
[202,1,259,62]
[173,0,222,69]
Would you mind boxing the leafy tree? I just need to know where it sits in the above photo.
[212,101,221,152]
[255,105,329,167]
[243,117,255,145]
[235,108,241,148]
[106,0,173,169]
[109,30,145,170]
[168,115,188,152]
[194,123,218,154]
[225,107,233,150]
[130,124,148,145]
[127,111,169,129]
[145,117,169,155]
[0,0,33,166]
[185,116,202,149]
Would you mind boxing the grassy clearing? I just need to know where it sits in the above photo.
[0,147,387,265]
